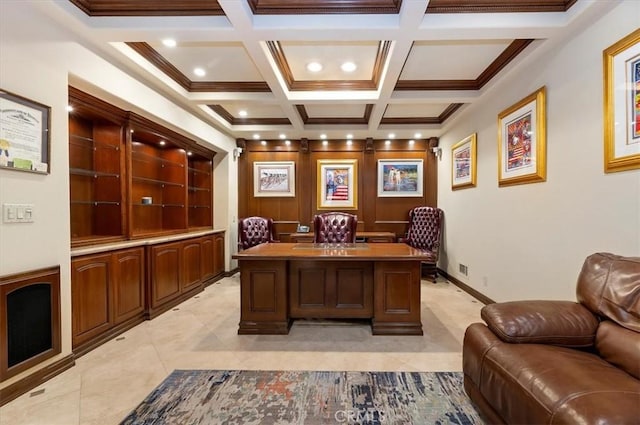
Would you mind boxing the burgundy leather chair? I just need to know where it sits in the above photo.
[313,212,357,243]
[402,206,443,282]
[238,216,277,250]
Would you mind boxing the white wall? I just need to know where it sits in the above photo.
[437,1,640,302]
[0,2,237,388]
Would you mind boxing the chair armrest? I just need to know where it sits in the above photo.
[481,300,599,347]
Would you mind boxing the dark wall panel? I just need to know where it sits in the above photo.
[237,138,438,242]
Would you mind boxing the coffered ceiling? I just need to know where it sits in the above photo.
[51,0,602,142]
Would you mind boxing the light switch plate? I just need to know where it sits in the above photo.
[3,203,35,223]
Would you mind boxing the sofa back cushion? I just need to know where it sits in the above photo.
[596,320,640,380]
[576,252,640,332]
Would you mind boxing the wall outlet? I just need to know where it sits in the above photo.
[459,263,468,276]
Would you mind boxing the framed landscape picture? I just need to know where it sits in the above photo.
[603,28,640,173]
[498,86,546,187]
[317,159,357,209]
[253,161,295,197]
[377,159,423,197]
[451,133,477,190]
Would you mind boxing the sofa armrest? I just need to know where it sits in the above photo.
[481,301,599,347]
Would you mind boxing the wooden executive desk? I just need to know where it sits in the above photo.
[232,242,428,336]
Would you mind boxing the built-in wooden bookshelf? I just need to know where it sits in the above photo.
[68,88,215,246]
[188,156,213,229]
[68,87,128,246]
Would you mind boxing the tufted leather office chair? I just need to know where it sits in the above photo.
[313,212,357,243]
[238,216,277,250]
[403,206,444,282]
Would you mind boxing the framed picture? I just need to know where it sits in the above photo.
[0,89,50,174]
[603,28,640,173]
[497,86,546,187]
[451,133,477,190]
[377,159,423,197]
[317,159,357,209]
[253,161,295,197]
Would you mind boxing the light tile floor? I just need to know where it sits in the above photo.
[0,273,484,425]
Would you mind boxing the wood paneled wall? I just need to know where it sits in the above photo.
[237,137,439,242]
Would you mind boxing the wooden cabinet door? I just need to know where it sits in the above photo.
[200,236,215,282]
[181,240,202,293]
[71,253,113,348]
[213,232,225,277]
[148,242,181,308]
[289,260,373,318]
[113,248,145,324]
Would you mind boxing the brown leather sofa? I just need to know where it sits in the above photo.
[463,252,640,424]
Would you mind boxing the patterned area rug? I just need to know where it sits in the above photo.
[121,370,483,424]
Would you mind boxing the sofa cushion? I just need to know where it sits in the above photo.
[577,253,640,332]
[596,320,640,379]
[466,325,640,424]
[481,300,598,347]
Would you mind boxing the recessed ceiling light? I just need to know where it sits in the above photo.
[187,151,193,156]
[159,140,166,146]
[66,105,73,112]
[162,38,177,48]
[414,133,422,139]
[341,62,357,73]
[320,134,327,140]
[238,110,248,117]
[388,133,396,139]
[193,67,206,77]
[306,62,323,72]
[279,134,286,139]
[253,134,260,139]
[346,134,353,139]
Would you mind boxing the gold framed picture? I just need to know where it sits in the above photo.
[603,28,640,173]
[317,159,357,209]
[451,133,477,190]
[497,86,546,187]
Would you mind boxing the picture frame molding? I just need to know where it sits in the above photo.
[317,159,358,209]
[253,161,296,197]
[603,28,640,173]
[0,89,51,174]
[376,159,424,197]
[451,133,477,190]
[497,86,547,187]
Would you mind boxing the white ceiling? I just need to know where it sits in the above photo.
[21,0,614,142]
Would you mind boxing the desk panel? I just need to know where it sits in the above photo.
[289,260,373,319]
[238,260,290,334]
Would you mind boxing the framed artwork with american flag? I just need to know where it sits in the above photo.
[603,28,640,173]
[317,159,357,209]
[497,87,547,187]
